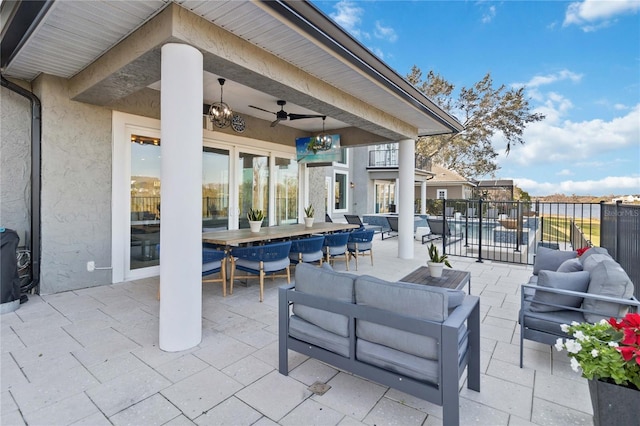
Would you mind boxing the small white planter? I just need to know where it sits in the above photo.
[427,261,444,278]
[304,217,314,227]
[249,220,263,233]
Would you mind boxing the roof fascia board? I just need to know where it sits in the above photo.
[259,0,463,134]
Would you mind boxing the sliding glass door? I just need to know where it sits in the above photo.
[203,147,230,231]
[238,151,269,229]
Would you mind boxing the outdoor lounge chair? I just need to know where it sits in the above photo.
[425,217,464,244]
[344,214,383,235]
[289,235,324,265]
[347,228,375,270]
[230,241,292,302]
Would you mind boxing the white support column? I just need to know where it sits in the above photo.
[421,181,427,214]
[398,139,415,259]
[159,44,203,352]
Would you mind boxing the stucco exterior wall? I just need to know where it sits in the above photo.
[1,86,31,245]
[33,75,113,294]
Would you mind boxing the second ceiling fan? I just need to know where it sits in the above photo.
[249,100,325,127]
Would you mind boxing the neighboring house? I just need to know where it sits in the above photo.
[474,179,515,201]
[427,164,476,200]
[1,1,462,347]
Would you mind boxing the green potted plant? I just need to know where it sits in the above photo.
[427,243,452,278]
[303,204,315,227]
[555,313,640,425]
[247,208,264,232]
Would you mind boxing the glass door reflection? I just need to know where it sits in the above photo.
[203,147,230,231]
[238,152,269,229]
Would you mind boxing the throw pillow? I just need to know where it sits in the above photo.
[557,258,583,273]
[582,260,635,323]
[532,246,578,275]
[529,270,591,312]
[579,246,610,265]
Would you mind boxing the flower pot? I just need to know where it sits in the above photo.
[249,220,263,233]
[427,261,444,278]
[304,217,314,227]
[588,379,640,426]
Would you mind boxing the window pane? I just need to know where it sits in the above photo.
[130,135,161,270]
[203,147,229,231]
[335,173,347,210]
[238,152,269,228]
[275,157,298,225]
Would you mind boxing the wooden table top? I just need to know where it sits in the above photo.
[400,267,471,292]
[202,222,359,246]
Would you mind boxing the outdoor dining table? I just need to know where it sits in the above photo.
[202,222,360,246]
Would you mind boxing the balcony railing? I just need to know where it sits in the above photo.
[367,149,431,171]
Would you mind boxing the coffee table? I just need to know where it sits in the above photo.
[400,267,471,293]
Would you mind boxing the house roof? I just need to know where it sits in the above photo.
[0,0,464,141]
[428,164,476,186]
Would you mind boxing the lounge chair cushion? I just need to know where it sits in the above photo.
[529,270,591,312]
[556,258,583,273]
[582,260,635,322]
[533,246,577,275]
[292,263,355,337]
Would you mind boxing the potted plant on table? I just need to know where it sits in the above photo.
[427,243,452,278]
[247,208,264,233]
[555,313,640,425]
[303,204,315,227]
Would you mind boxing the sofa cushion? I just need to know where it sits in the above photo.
[533,246,577,275]
[521,303,586,337]
[556,258,583,273]
[354,275,455,360]
[583,260,635,323]
[289,315,350,357]
[582,253,614,274]
[579,246,610,266]
[529,270,591,312]
[292,262,356,337]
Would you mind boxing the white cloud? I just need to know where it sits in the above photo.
[564,0,640,31]
[614,103,629,110]
[374,21,398,42]
[330,0,365,37]
[507,103,640,166]
[482,5,496,23]
[518,69,583,89]
[513,176,640,196]
[557,169,574,176]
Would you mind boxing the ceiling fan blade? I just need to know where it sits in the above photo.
[270,118,281,127]
[288,113,326,121]
[249,105,276,115]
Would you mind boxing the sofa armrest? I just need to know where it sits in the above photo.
[520,283,640,316]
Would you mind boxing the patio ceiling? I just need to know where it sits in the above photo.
[1,0,463,140]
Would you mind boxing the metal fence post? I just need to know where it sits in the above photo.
[477,199,483,263]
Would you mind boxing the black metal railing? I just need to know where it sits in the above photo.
[367,149,431,171]
[600,202,640,299]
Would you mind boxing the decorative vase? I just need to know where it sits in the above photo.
[427,261,444,278]
[588,379,640,426]
[304,217,314,227]
[249,220,262,233]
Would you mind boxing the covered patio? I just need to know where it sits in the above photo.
[1,238,594,425]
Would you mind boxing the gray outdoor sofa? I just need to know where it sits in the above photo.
[519,246,639,367]
[279,263,481,425]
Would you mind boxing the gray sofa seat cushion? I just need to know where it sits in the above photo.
[582,259,635,322]
[521,302,585,336]
[556,258,583,273]
[533,246,577,275]
[579,246,610,266]
[289,315,350,357]
[357,339,439,384]
[354,275,454,360]
[529,270,591,312]
[292,262,356,337]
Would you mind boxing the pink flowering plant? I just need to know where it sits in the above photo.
[555,313,640,390]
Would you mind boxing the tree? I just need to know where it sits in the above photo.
[407,66,545,179]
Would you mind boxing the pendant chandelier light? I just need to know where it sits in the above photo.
[209,78,233,128]
[310,116,332,153]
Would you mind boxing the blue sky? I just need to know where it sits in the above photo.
[313,0,640,197]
